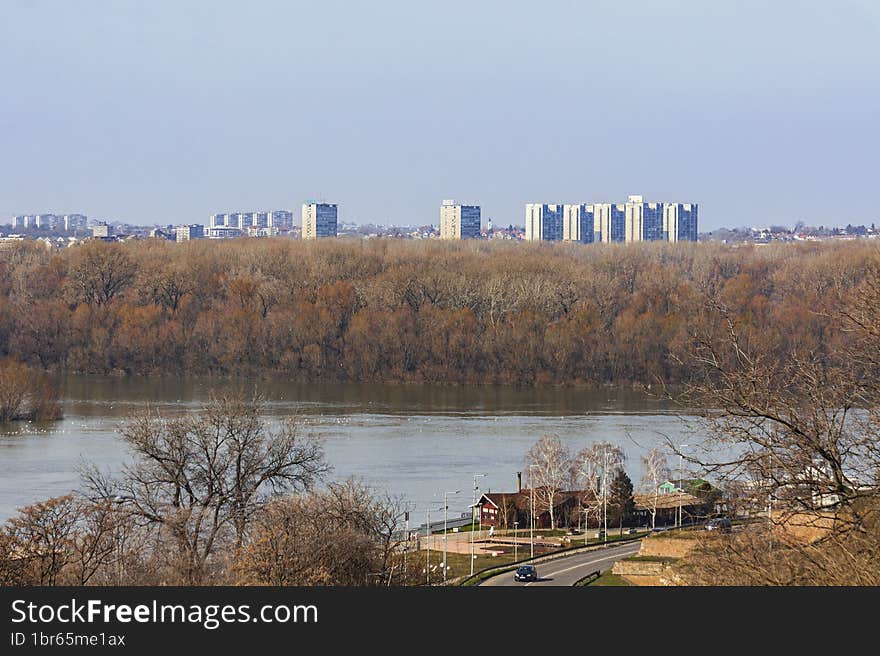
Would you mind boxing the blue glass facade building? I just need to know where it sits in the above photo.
[460,205,481,238]
[643,202,664,242]
[610,204,626,242]
[541,204,564,241]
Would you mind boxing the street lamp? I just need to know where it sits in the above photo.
[513,521,519,562]
[470,473,487,576]
[678,445,689,528]
[528,464,538,559]
[402,509,409,582]
[584,507,590,546]
[602,447,608,543]
[443,489,460,583]
[424,505,442,585]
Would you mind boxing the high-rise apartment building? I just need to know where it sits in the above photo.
[663,203,699,242]
[562,204,596,243]
[524,203,564,241]
[439,200,481,239]
[302,202,338,239]
[250,212,269,229]
[175,224,204,241]
[64,214,87,231]
[35,214,59,229]
[208,209,295,237]
[624,195,644,242]
[535,196,694,244]
[267,210,293,232]
[625,196,670,242]
[592,203,626,243]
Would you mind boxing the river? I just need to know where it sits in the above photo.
[0,376,705,520]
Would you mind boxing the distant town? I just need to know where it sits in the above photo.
[1,196,877,249]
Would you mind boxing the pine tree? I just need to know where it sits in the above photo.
[608,468,635,532]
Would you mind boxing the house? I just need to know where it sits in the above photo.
[658,479,717,496]
[636,478,725,524]
[633,492,706,525]
[476,490,586,529]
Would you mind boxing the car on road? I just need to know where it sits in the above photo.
[626,527,639,534]
[514,565,538,582]
[705,517,732,533]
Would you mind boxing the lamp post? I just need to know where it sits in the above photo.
[678,445,689,528]
[602,447,608,543]
[423,504,445,585]
[425,507,432,585]
[528,464,538,559]
[584,508,590,546]
[470,473,487,577]
[443,489,460,583]
[403,509,409,583]
[513,521,519,562]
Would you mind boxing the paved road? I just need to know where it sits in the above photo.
[479,540,642,587]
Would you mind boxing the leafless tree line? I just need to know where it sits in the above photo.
[526,435,668,530]
[1,238,876,385]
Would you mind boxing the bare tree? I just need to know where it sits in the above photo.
[571,442,625,532]
[86,393,327,583]
[0,496,79,585]
[0,358,61,421]
[640,449,671,530]
[232,478,405,586]
[67,240,137,306]
[668,296,880,537]
[526,434,572,530]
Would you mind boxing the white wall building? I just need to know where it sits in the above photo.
[302,203,338,239]
[439,200,481,239]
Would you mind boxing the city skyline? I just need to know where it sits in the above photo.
[1,2,878,230]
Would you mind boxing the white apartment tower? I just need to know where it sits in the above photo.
[302,202,338,239]
[439,200,481,239]
[524,203,564,241]
[562,204,597,243]
[624,195,645,242]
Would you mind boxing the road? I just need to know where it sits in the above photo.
[479,540,642,587]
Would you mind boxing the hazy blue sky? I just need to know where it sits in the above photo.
[2,1,879,229]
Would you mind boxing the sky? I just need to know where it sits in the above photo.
[1,1,879,230]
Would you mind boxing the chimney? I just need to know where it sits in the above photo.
[517,471,522,492]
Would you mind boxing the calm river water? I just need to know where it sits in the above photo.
[0,376,704,520]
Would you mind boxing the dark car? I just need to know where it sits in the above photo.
[514,565,538,582]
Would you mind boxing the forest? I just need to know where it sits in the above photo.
[0,237,877,386]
